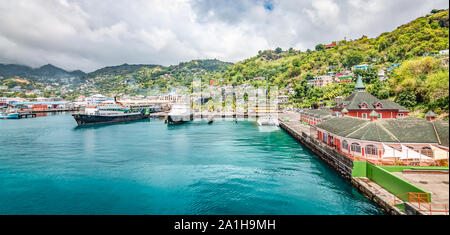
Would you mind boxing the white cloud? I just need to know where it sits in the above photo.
[0,0,448,72]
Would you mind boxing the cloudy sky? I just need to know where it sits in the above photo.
[0,0,448,72]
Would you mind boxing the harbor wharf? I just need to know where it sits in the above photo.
[29,108,81,113]
[278,112,406,215]
[18,113,37,119]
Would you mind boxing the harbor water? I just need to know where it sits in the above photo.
[0,113,383,214]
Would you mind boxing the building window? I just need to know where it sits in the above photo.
[342,140,348,150]
[365,145,378,156]
[322,133,328,144]
[421,147,434,158]
[351,143,361,153]
[378,113,382,119]
[362,113,367,119]
[397,113,404,117]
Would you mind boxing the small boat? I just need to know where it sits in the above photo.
[257,114,279,126]
[207,114,214,124]
[0,112,20,119]
[167,103,194,125]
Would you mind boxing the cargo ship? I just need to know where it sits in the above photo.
[72,99,151,126]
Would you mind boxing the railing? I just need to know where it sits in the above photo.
[392,192,448,215]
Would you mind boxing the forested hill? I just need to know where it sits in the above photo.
[0,9,448,118]
[0,64,85,85]
[217,9,449,87]
[78,59,233,95]
[212,9,449,118]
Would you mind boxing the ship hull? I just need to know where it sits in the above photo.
[0,113,19,119]
[167,114,194,125]
[72,113,149,126]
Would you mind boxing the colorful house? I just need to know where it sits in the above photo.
[324,44,336,49]
[353,64,372,70]
[313,75,334,88]
[332,76,409,119]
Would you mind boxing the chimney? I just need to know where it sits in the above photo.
[425,110,437,122]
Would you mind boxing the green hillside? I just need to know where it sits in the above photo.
[77,59,232,95]
[214,9,449,118]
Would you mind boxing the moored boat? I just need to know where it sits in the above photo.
[257,114,279,126]
[0,112,20,119]
[72,99,151,126]
[167,103,193,125]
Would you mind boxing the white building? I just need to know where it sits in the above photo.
[378,69,387,81]
[314,75,334,88]
[85,94,113,105]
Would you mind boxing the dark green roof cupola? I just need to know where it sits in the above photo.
[354,76,365,92]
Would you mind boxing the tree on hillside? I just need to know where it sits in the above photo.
[354,67,377,84]
[275,47,283,54]
[315,44,324,51]
[343,50,365,68]
[431,9,444,14]
[396,90,417,108]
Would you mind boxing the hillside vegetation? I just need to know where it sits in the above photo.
[0,10,448,118]
[215,9,449,118]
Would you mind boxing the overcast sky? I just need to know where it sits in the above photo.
[0,0,448,72]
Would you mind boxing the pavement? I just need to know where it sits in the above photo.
[393,172,449,206]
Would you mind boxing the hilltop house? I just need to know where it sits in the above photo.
[352,64,371,70]
[377,69,386,81]
[332,76,409,119]
[324,44,336,49]
[313,75,334,88]
[13,86,24,93]
[334,71,353,83]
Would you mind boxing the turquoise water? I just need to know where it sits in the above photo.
[0,113,383,214]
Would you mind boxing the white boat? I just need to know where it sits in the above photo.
[257,114,279,126]
[167,103,194,124]
[207,114,214,124]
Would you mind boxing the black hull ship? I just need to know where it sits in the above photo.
[73,99,152,126]
[73,112,149,126]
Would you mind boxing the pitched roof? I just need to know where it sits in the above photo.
[316,116,449,147]
[300,108,333,119]
[339,91,409,111]
[433,121,449,147]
